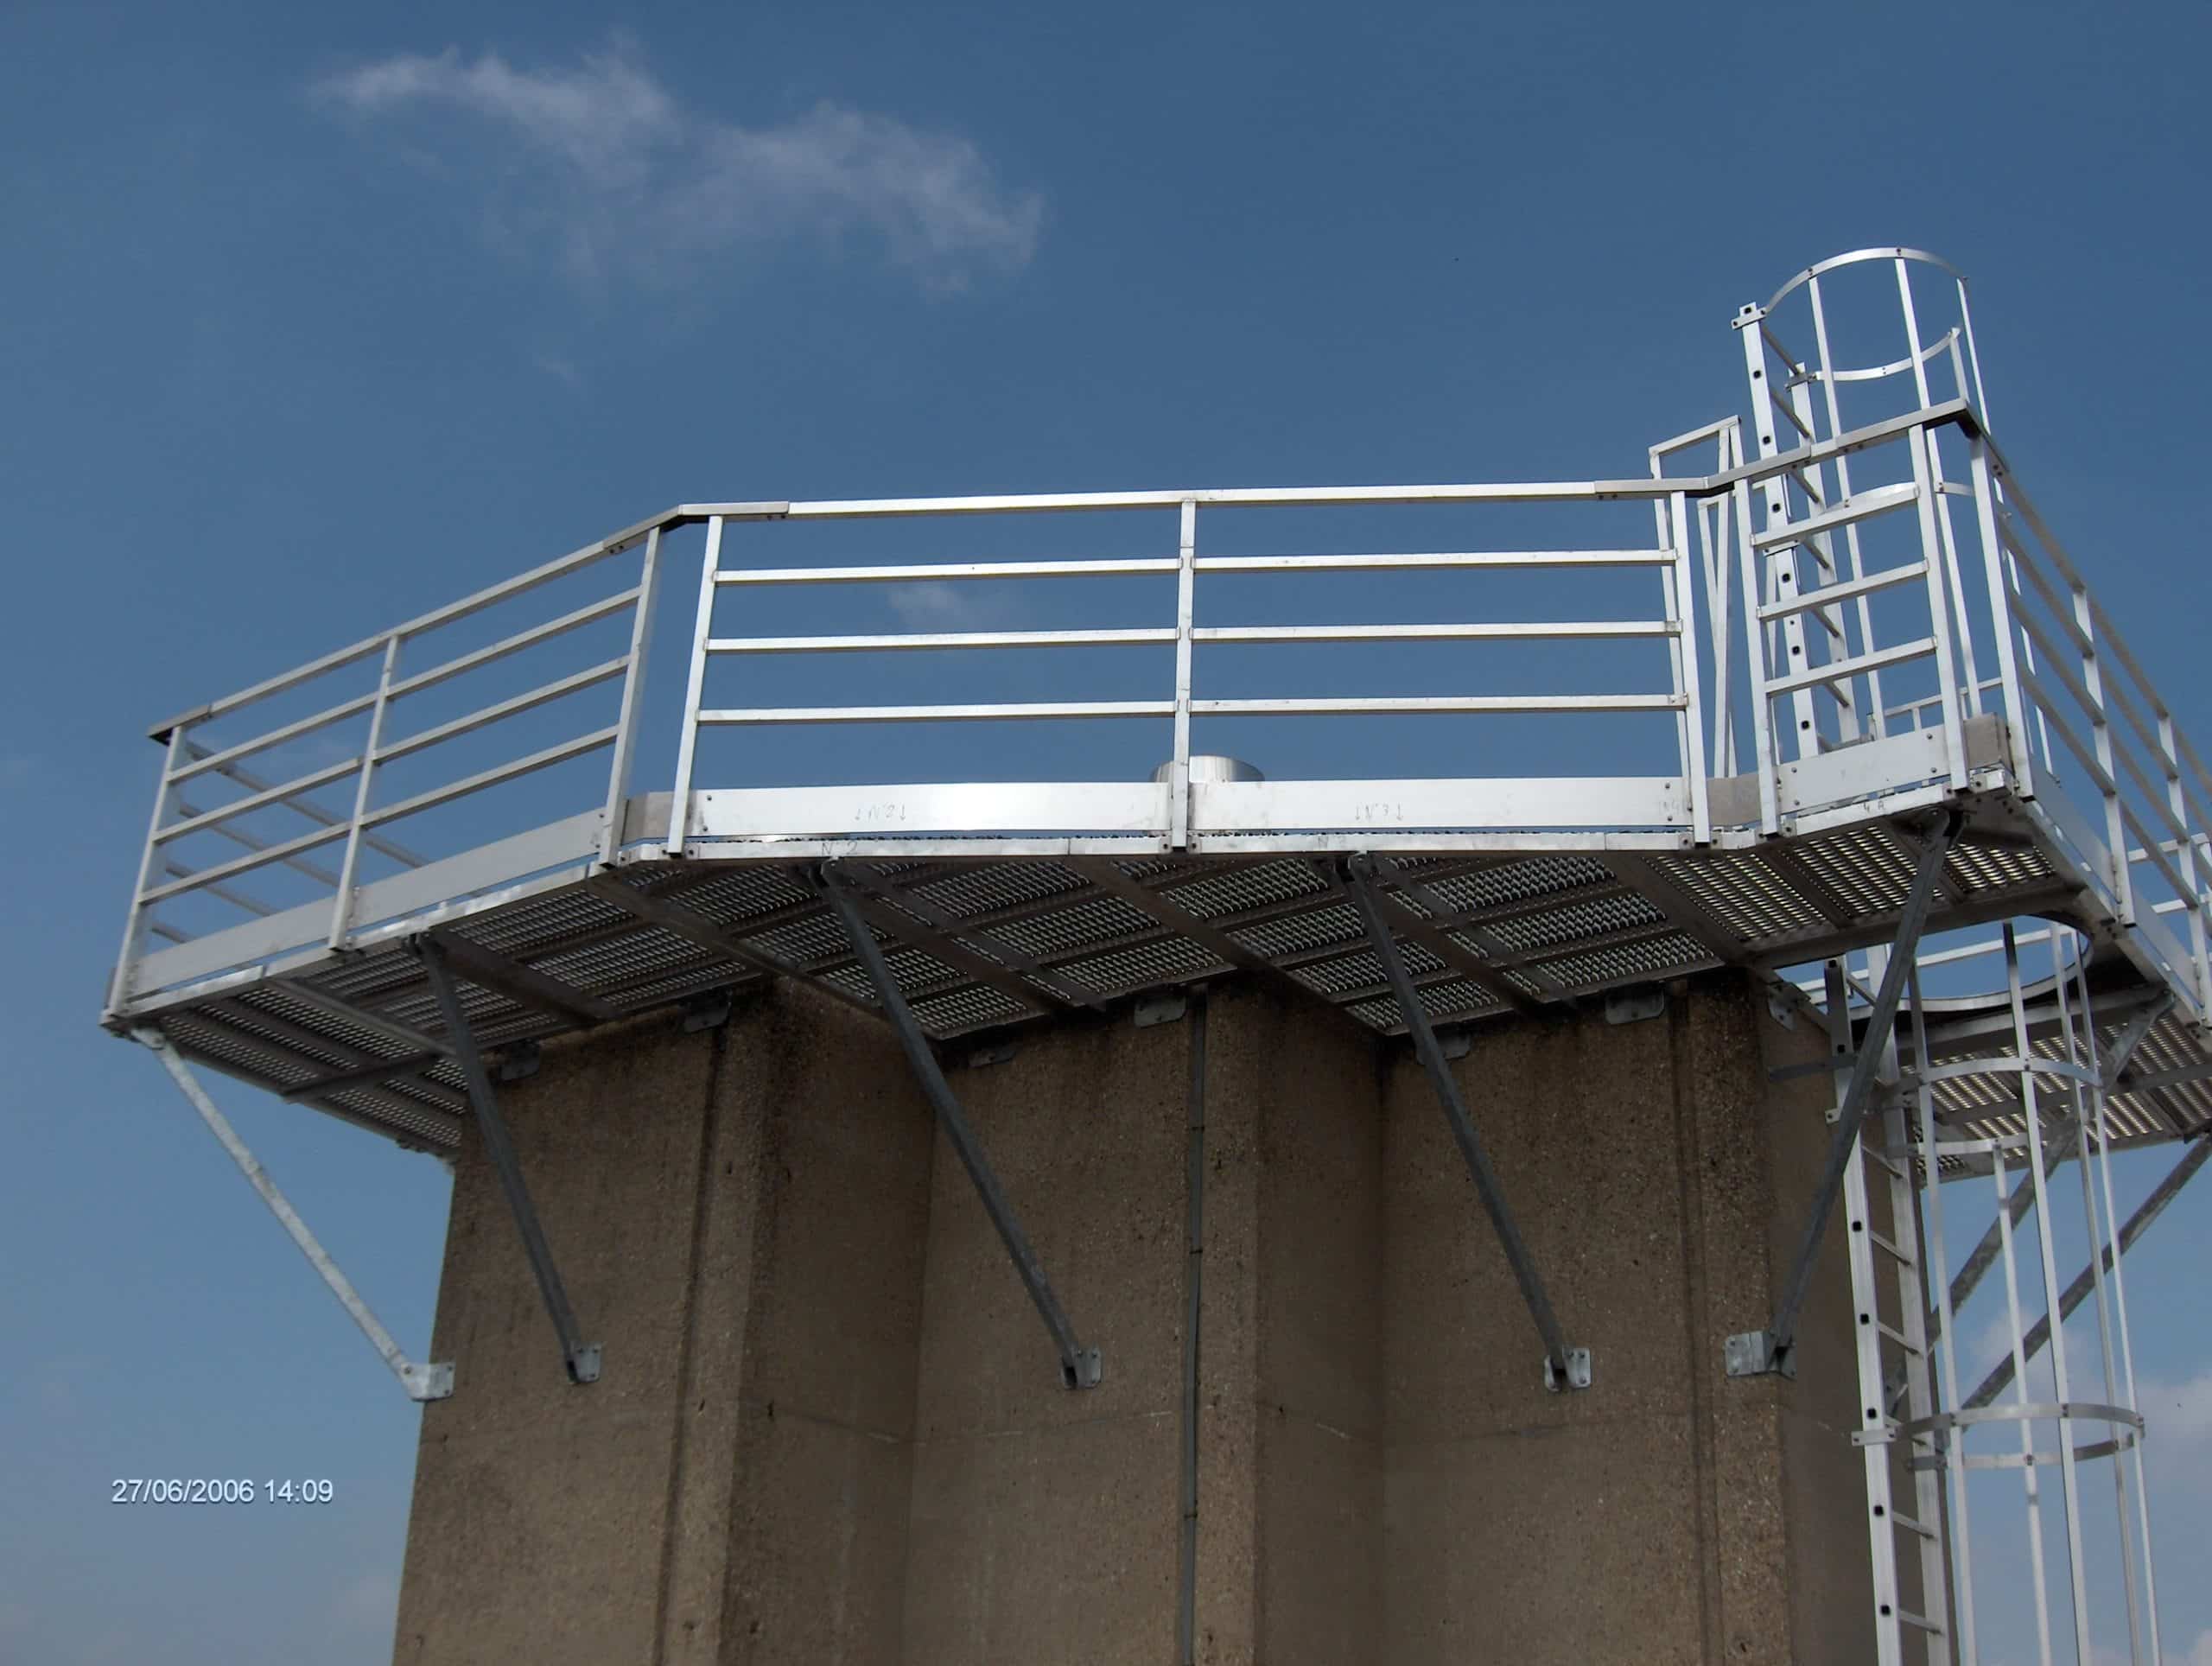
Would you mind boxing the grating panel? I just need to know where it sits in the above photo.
[747,911,884,967]
[982,896,1158,958]
[1796,827,1918,919]
[908,862,1085,919]
[608,963,756,1012]
[817,945,965,1002]
[1421,855,1617,916]
[1650,852,1828,943]
[306,947,428,1003]
[1291,943,1446,995]
[1484,893,1667,953]
[230,987,425,1062]
[1230,902,1363,958]
[1533,931,1713,991]
[444,889,634,957]
[533,926,723,991]
[1058,935,1230,993]
[1945,840,2053,897]
[1345,978,1503,1030]
[909,983,1035,1033]
[1160,860,1327,919]
[649,866,814,924]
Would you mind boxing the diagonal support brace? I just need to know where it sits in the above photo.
[418,938,601,1385]
[1344,855,1591,1393]
[1728,809,1961,1379]
[135,1027,454,1402]
[818,862,1103,1389]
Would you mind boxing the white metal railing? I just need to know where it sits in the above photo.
[668,481,1713,855]
[110,516,667,1012]
[105,256,2212,1033]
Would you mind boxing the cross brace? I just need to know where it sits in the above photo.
[135,1027,454,1402]
[1344,855,1590,1393]
[418,938,601,1385]
[818,862,1103,1390]
[1727,810,1961,1379]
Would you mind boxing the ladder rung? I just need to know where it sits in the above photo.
[1865,1148,1909,1179]
[1897,1609,1945,1636]
[1889,1510,1937,1541]
[1869,1228,1916,1268]
[1876,1320,1923,1356]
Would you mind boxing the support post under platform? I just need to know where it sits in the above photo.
[135,1026,454,1402]
[1344,854,1591,1393]
[418,938,601,1386]
[819,862,1103,1389]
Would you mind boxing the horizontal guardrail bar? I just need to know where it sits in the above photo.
[1757,561,1928,622]
[1763,638,1936,699]
[696,701,1176,725]
[1195,550,1672,572]
[1751,480,1920,549]
[140,820,353,904]
[1192,621,1674,643]
[359,726,620,830]
[150,756,363,847]
[385,587,643,702]
[772,481,1686,518]
[168,690,381,786]
[718,558,1176,586]
[375,658,631,765]
[147,529,658,741]
[1192,694,1684,715]
[174,798,341,887]
[705,629,1175,653]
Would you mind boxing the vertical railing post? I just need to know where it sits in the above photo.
[2072,582,2133,925]
[1734,478,1780,835]
[667,515,725,859]
[327,635,402,951]
[1969,436,2037,789]
[1169,499,1197,849]
[2155,711,2212,1017]
[107,726,189,1016]
[598,525,664,867]
[1736,308,1821,761]
[1908,426,1968,790]
[1665,488,1712,843]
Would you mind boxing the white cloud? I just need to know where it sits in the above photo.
[311,40,1043,290]
[884,581,1011,631]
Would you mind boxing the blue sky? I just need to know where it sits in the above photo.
[3,2,2210,1661]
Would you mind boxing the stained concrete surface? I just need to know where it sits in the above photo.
[395,968,1880,1663]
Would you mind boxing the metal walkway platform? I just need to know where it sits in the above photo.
[104,249,2212,1165]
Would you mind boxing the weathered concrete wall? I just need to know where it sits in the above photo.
[1379,970,1869,1664]
[1198,980,1384,1665]
[393,978,936,1666]
[394,967,1876,1664]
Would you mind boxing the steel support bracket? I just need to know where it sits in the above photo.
[1732,810,1961,1379]
[1543,1347,1593,1393]
[417,938,601,1387]
[1344,855,1590,1392]
[1724,1328,1796,1380]
[817,862,1103,1391]
[135,1027,457,1403]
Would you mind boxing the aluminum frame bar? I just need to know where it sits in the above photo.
[1963,1134,2209,1411]
[817,862,1103,1390]
[1344,855,1588,1391]
[136,1027,454,1402]
[1731,810,1960,1377]
[418,939,601,1385]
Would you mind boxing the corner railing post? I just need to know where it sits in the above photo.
[667,515,724,858]
[328,634,402,951]
[1169,499,1196,849]
[599,525,664,867]
[108,726,188,1017]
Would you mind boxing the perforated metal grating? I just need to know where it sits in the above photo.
[128,785,2209,1154]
